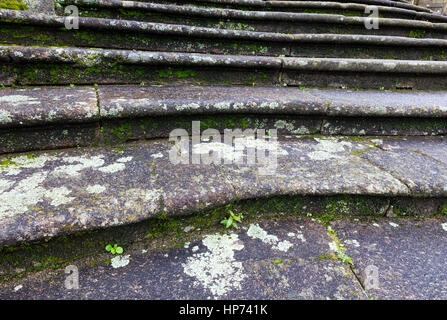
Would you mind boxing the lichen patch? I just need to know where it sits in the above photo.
[86,184,107,194]
[111,255,130,269]
[182,233,245,297]
[247,224,293,252]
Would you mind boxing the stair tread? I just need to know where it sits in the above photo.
[4,9,447,46]
[1,135,447,244]
[65,0,435,19]
[1,85,447,129]
[3,45,447,72]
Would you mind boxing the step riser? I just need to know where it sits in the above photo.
[148,0,433,13]
[62,10,447,39]
[66,5,441,22]
[2,24,447,61]
[2,115,446,154]
[3,62,447,90]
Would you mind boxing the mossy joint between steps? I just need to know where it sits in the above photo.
[0,194,445,282]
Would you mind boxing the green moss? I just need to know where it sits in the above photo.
[110,122,132,140]
[408,29,426,38]
[0,158,19,168]
[440,205,447,215]
[156,68,197,79]
[326,226,354,265]
[0,0,28,10]
[272,258,283,264]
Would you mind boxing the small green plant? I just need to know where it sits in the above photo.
[441,205,447,215]
[337,252,353,265]
[221,210,243,229]
[306,212,313,217]
[105,244,123,255]
[273,258,283,264]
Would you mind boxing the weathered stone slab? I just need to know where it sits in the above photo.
[332,217,447,299]
[0,85,446,154]
[22,0,54,14]
[142,0,433,13]
[98,85,328,118]
[0,142,165,245]
[322,118,447,136]
[312,89,447,117]
[0,123,100,154]
[282,70,447,90]
[99,85,447,117]
[0,218,365,300]
[370,136,447,165]
[218,136,409,199]
[3,10,447,60]
[131,140,237,216]
[2,136,446,245]
[2,46,447,89]
[101,115,321,144]
[360,146,447,195]
[0,87,98,128]
[56,0,447,38]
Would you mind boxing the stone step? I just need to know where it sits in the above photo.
[144,0,432,13]
[2,215,447,299]
[0,135,446,245]
[51,1,447,37]
[3,10,447,60]
[1,85,446,154]
[156,0,432,13]
[1,45,447,89]
[56,0,440,21]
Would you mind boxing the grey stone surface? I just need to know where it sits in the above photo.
[332,217,447,299]
[360,145,447,195]
[22,0,54,14]
[322,118,447,136]
[0,217,366,300]
[1,85,445,154]
[372,136,447,165]
[60,0,440,28]
[166,0,431,13]
[99,86,447,118]
[313,89,447,117]
[0,87,98,128]
[219,136,409,199]
[3,135,447,244]
[0,141,165,245]
[0,123,100,154]
[99,85,328,118]
[4,9,447,50]
[2,45,447,74]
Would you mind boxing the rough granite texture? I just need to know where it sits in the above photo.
[1,136,446,244]
[3,216,447,300]
[22,0,54,14]
[0,218,366,300]
[156,0,432,13]
[0,87,98,128]
[1,85,447,153]
[332,217,447,299]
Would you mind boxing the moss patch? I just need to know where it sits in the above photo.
[0,0,28,10]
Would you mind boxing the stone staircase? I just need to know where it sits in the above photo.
[0,0,446,249]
